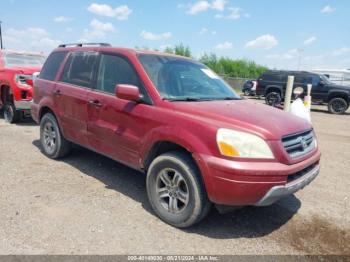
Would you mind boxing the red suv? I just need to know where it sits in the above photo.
[0,50,46,123]
[31,43,321,228]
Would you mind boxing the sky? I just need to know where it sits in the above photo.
[0,0,349,70]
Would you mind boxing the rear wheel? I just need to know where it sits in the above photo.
[3,102,20,123]
[40,113,71,159]
[146,151,211,228]
[328,97,349,114]
[265,91,282,107]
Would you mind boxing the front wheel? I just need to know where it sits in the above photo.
[146,152,211,228]
[265,91,282,107]
[40,113,71,159]
[3,102,20,123]
[328,97,349,114]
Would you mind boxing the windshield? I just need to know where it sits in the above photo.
[320,74,333,84]
[4,53,46,68]
[138,54,240,101]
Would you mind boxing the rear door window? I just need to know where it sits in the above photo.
[263,73,284,82]
[295,75,308,84]
[60,52,98,88]
[40,52,67,81]
[308,75,320,86]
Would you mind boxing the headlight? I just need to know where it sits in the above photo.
[216,128,274,159]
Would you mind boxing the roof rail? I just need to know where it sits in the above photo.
[58,43,111,48]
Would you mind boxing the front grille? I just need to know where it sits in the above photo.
[282,129,315,158]
[287,163,317,183]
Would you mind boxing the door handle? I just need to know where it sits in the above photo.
[53,90,61,97]
[88,99,102,108]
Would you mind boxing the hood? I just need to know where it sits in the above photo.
[171,99,312,140]
[5,67,41,75]
[327,83,350,90]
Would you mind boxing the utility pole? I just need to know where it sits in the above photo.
[297,48,304,71]
[0,21,3,49]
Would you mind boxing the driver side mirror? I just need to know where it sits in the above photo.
[115,84,141,102]
[319,80,325,86]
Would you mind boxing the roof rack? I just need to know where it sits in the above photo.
[58,43,111,48]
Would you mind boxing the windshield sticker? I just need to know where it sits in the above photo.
[201,68,219,79]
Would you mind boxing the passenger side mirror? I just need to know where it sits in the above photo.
[115,84,141,102]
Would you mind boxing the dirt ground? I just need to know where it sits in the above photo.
[0,101,349,255]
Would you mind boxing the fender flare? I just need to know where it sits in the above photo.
[37,99,67,138]
[327,90,350,102]
[265,85,283,96]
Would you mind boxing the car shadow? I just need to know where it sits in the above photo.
[0,110,37,126]
[32,139,301,239]
[311,108,350,115]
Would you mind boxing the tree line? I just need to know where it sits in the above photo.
[160,44,268,79]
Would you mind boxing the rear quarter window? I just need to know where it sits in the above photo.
[262,73,284,82]
[40,52,68,81]
[60,52,98,88]
[294,75,308,83]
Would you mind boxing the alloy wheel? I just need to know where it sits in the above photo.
[156,168,189,214]
[331,99,347,114]
[43,121,57,154]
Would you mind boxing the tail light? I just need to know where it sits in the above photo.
[255,81,260,91]
[15,74,33,88]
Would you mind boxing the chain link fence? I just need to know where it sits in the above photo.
[220,76,252,92]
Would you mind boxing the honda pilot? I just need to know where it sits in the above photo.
[31,44,321,227]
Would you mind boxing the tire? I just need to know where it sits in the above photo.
[3,102,20,123]
[243,90,250,96]
[40,113,71,159]
[328,97,349,115]
[265,91,282,107]
[146,151,211,228]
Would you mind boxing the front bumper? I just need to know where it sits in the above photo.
[197,149,321,206]
[14,100,33,110]
[255,163,320,206]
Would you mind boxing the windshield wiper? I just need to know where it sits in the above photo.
[163,97,203,102]
[163,96,241,102]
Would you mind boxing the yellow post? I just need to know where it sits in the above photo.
[304,84,312,112]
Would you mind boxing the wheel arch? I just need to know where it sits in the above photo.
[38,105,68,138]
[265,85,283,96]
[143,141,193,172]
[327,91,350,104]
[0,84,12,104]
[39,106,56,121]
[141,131,216,200]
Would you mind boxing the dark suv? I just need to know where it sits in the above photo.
[256,70,350,114]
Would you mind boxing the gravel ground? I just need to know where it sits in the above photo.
[0,103,349,255]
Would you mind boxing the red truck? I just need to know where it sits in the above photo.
[0,50,46,123]
[31,43,321,228]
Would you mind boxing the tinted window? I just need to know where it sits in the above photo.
[295,75,308,83]
[40,52,67,81]
[96,54,150,102]
[96,54,141,93]
[263,72,284,82]
[60,52,98,88]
